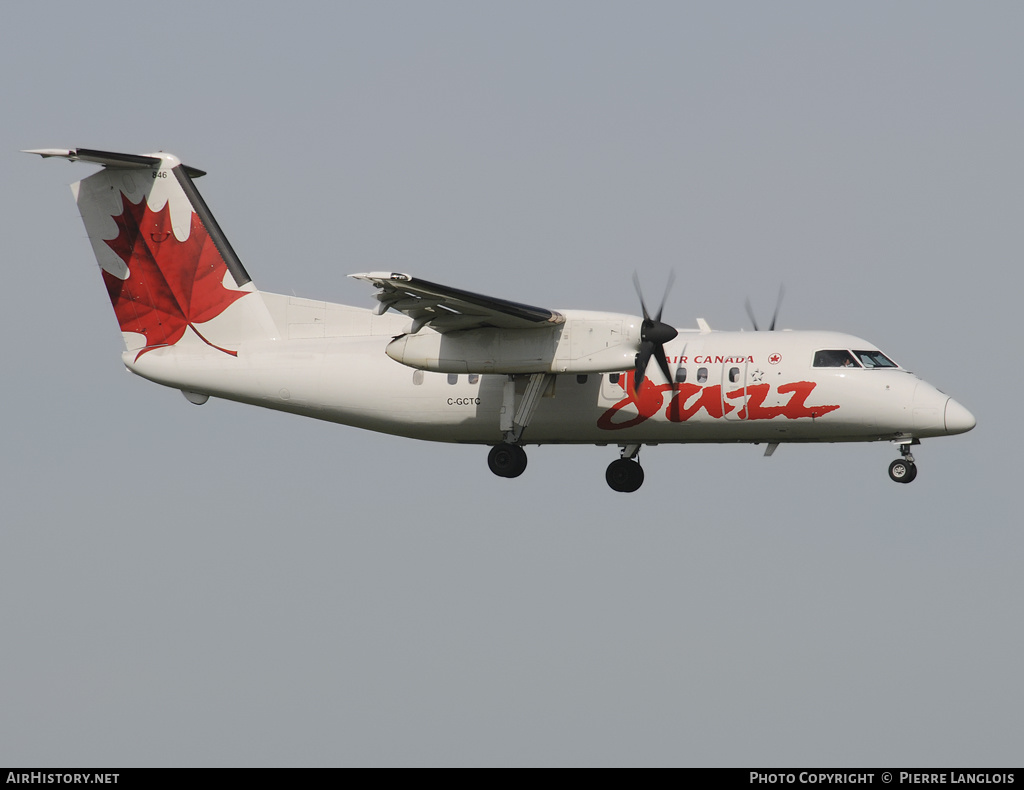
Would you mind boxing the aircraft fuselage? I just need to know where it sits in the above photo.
[124,298,970,447]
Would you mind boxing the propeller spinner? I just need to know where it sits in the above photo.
[632,272,678,391]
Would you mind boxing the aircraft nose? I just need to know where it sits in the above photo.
[944,397,976,434]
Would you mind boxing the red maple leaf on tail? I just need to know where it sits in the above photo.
[102,194,249,359]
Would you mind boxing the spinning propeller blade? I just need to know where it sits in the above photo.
[769,284,785,331]
[632,272,678,391]
[746,284,785,331]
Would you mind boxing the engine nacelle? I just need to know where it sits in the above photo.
[386,310,641,374]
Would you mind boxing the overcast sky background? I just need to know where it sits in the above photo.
[2,1,1021,767]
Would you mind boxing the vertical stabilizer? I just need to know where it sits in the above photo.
[28,148,279,358]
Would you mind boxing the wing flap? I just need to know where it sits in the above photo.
[350,272,564,333]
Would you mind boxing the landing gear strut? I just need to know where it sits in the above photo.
[606,444,645,492]
[488,443,528,478]
[888,441,918,484]
[487,373,550,480]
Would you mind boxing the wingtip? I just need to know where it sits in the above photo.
[22,148,74,158]
[349,272,412,283]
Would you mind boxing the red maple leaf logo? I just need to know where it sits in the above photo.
[102,193,249,359]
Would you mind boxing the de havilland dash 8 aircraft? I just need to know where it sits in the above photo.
[27,147,975,492]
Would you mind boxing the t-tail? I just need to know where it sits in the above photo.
[26,148,278,360]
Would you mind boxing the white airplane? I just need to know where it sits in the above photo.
[27,147,975,492]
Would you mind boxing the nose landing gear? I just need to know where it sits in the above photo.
[888,458,918,483]
[888,441,919,484]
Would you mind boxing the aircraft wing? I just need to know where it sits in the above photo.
[349,272,565,333]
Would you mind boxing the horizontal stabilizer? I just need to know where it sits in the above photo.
[23,148,207,178]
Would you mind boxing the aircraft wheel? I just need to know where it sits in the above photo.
[888,459,918,484]
[606,458,645,493]
[488,443,527,478]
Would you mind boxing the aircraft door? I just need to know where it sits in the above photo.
[599,371,628,405]
[722,361,748,420]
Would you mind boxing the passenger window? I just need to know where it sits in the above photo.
[609,373,620,384]
[697,367,708,383]
[813,350,860,368]
[447,373,458,385]
[729,367,740,383]
[675,367,687,384]
[468,373,480,384]
[413,370,424,385]
[577,374,588,384]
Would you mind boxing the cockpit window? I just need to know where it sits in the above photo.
[853,350,898,368]
[813,350,861,368]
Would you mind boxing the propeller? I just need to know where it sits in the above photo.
[745,284,785,331]
[632,272,678,391]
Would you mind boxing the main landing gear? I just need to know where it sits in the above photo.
[606,458,644,492]
[486,441,647,492]
[488,443,528,478]
[888,441,919,484]
[486,373,546,479]
[606,444,644,493]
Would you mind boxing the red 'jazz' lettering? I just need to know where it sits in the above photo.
[597,375,839,430]
[734,383,775,420]
[596,372,669,430]
[775,381,840,419]
[666,383,733,422]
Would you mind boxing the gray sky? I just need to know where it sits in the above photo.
[2,0,1021,767]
